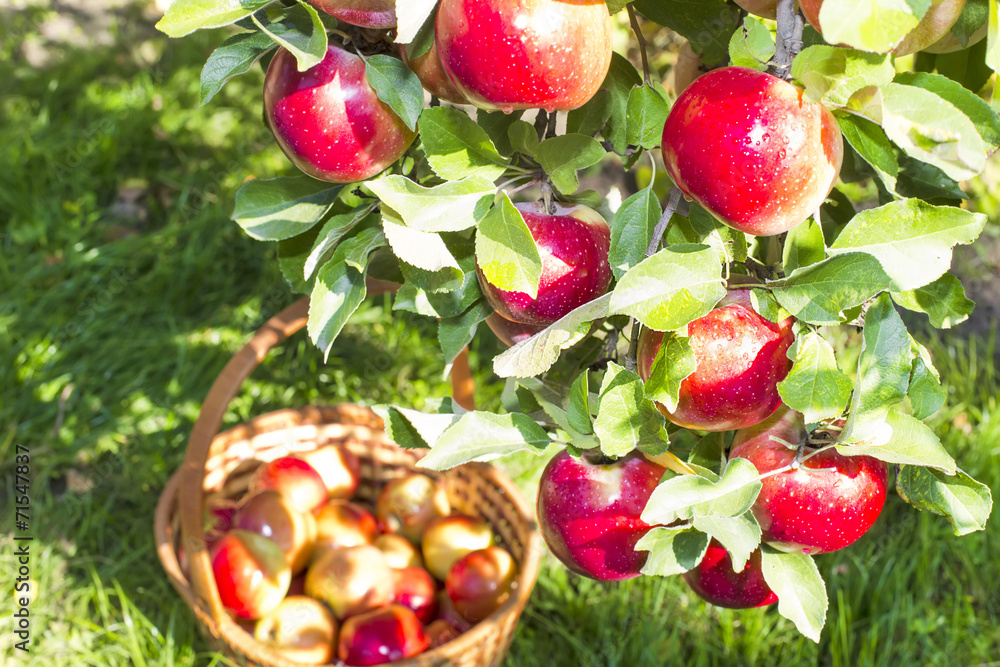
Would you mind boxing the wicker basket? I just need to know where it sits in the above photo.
[154,279,543,667]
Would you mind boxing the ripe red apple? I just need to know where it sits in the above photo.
[477,202,612,327]
[298,444,361,500]
[263,44,416,184]
[392,566,439,623]
[682,540,778,609]
[730,406,889,555]
[337,604,430,666]
[637,288,795,432]
[435,0,613,112]
[445,546,517,623]
[421,515,494,581]
[305,544,395,620]
[308,0,396,29]
[400,41,470,105]
[485,311,546,347]
[375,534,425,569]
[536,449,665,581]
[248,456,327,515]
[233,490,317,574]
[799,0,966,56]
[210,530,291,619]
[425,618,462,649]
[254,595,338,664]
[375,473,451,544]
[662,66,843,236]
[313,499,378,557]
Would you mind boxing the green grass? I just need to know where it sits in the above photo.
[2,7,999,666]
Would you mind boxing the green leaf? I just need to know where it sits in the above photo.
[692,513,762,573]
[593,363,667,458]
[366,175,495,233]
[609,187,661,281]
[156,0,274,37]
[950,0,989,46]
[633,0,741,66]
[689,433,727,476]
[841,293,911,444]
[881,82,987,182]
[417,412,550,470]
[838,408,956,472]
[816,0,924,53]
[895,155,967,204]
[777,331,853,424]
[668,204,748,265]
[729,16,776,71]
[477,110,525,157]
[641,458,762,525]
[304,206,376,279]
[897,466,992,535]
[783,217,827,275]
[566,89,611,139]
[644,332,697,414]
[568,372,594,436]
[610,246,726,331]
[439,300,493,366]
[382,208,461,275]
[507,120,539,158]
[828,199,987,291]
[635,527,710,577]
[382,407,461,450]
[760,546,828,643]
[419,106,510,181]
[835,113,898,195]
[277,223,322,294]
[907,340,946,419]
[493,294,612,378]
[986,0,1000,73]
[894,71,1000,153]
[364,55,424,133]
[233,177,342,241]
[626,85,671,149]
[252,4,327,72]
[534,134,606,195]
[200,30,277,105]
[395,0,437,44]
[570,53,641,153]
[769,253,892,326]
[791,46,895,107]
[475,194,541,297]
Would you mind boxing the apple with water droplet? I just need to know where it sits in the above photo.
[683,540,778,609]
[435,0,614,112]
[662,66,843,236]
[477,202,612,327]
[400,41,470,105]
[264,44,416,183]
[637,288,795,432]
[730,406,889,555]
[308,0,396,29]
[536,449,665,581]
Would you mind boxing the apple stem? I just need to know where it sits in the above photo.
[540,180,556,215]
[769,0,804,81]
[624,317,641,373]
[627,4,651,86]
[645,187,682,258]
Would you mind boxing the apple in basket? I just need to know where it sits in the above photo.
[254,595,338,664]
[249,456,328,514]
[375,472,451,543]
[210,530,291,619]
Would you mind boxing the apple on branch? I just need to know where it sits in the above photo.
[477,202,612,327]
[637,288,795,432]
[662,66,843,236]
[683,540,778,609]
[730,406,889,555]
[308,0,396,29]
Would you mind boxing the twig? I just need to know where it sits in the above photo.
[624,317,641,374]
[645,187,682,258]
[769,0,804,81]
[627,3,651,86]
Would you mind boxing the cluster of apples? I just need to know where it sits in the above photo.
[195,447,518,665]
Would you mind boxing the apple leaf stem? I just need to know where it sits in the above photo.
[645,187,682,258]
[624,317,641,374]
[627,3,651,86]
[769,0,804,81]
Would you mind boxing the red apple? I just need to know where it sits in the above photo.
[662,66,843,236]
[683,540,778,609]
[305,544,395,620]
[313,499,378,557]
[536,449,665,581]
[375,473,451,544]
[392,566,439,623]
[263,44,416,184]
[375,534,425,569]
[637,288,795,432]
[733,0,776,19]
[308,0,395,29]
[435,0,613,112]
[485,311,545,347]
[248,456,327,515]
[254,595,338,664]
[298,444,361,500]
[425,618,462,649]
[233,490,317,574]
[924,22,987,53]
[203,497,239,543]
[400,41,470,105]
[210,530,291,619]
[477,202,612,327]
[445,546,517,623]
[799,0,966,56]
[421,515,494,581]
[730,406,889,555]
[337,604,430,665]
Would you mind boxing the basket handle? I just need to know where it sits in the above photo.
[179,278,476,621]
